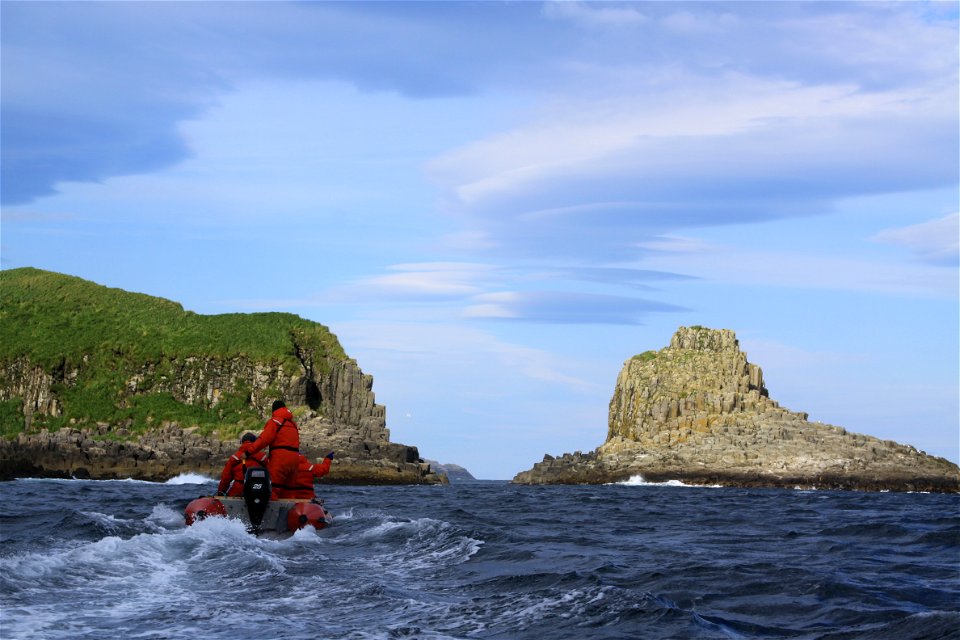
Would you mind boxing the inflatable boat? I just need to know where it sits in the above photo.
[184,466,332,534]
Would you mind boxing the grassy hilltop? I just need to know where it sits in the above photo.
[0,267,348,438]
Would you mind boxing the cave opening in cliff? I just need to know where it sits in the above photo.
[305,379,321,411]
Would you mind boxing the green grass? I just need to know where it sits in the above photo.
[0,267,350,438]
[1,267,346,368]
[0,398,23,438]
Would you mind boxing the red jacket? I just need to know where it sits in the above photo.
[217,448,268,496]
[244,406,300,455]
[283,454,331,499]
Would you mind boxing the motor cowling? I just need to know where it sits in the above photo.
[243,466,271,533]
[286,502,331,531]
[184,497,227,526]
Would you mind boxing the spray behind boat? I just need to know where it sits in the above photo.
[184,463,333,533]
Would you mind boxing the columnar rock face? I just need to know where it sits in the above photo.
[0,352,443,484]
[4,352,389,439]
[0,268,445,484]
[0,419,439,485]
[513,327,959,492]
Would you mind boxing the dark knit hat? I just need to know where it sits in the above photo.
[271,399,286,412]
[241,432,256,444]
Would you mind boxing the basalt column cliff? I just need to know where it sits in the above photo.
[0,268,444,484]
[513,327,959,492]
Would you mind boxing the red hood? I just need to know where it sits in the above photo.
[272,406,294,422]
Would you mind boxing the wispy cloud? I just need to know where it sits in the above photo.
[5,2,955,216]
[319,262,694,325]
[739,338,867,371]
[872,213,959,266]
[0,209,77,222]
[463,291,686,324]
[429,75,957,263]
[333,319,600,391]
[333,263,497,301]
[542,1,649,30]
[641,242,958,299]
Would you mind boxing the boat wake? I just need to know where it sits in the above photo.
[2,480,955,640]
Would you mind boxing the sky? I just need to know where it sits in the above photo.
[1,1,957,480]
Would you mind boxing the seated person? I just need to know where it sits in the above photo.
[278,451,334,500]
[216,432,268,497]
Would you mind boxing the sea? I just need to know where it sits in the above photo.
[0,476,957,640]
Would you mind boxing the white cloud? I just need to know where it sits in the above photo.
[320,261,694,325]
[738,338,865,371]
[661,10,739,36]
[542,1,648,30]
[462,290,686,324]
[641,242,958,299]
[349,262,496,298]
[872,213,959,266]
[0,209,77,222]
[427,73,956,264]
[635,235,719,255]
[332,319,599,391]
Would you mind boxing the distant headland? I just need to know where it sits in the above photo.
[513,326,959,492]
[0,267,445,484]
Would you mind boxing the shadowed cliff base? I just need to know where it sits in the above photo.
[513,327,959,493]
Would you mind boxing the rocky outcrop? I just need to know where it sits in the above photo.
[513,327,960,492]
[0,417,444,485]
[425,460,476,482]
[1,353,389,439]
[0,268,445,484]
[0,352,439,483]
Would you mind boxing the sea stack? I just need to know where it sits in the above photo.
[513,326,959,492]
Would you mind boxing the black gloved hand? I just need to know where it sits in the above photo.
[325,451,335,460]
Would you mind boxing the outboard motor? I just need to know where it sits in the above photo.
[243,466,271,533]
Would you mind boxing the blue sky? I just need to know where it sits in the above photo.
[2,1,957,479]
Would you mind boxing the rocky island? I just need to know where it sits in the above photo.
[0,268,445,484]
[514,326,959,492]
[425,460,477,482]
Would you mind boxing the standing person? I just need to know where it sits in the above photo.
[280,452,334,500]
[216,432,268,497]
[241,400,301,500]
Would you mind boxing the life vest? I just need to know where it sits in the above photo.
[279,455,331,499]
[268,414,300,453]
[246,407,301,456]
[219,449,268,496]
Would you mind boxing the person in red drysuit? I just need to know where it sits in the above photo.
[241,400,301,499]
[216,432,268,497]
[279,452,335,500]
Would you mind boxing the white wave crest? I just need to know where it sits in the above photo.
[146,504,187,530]
[164,472,214,485]
[347,515,484,572]
[616,475,714,487]
[80,511,138,533]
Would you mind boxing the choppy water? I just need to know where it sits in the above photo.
[1,476,958,639]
